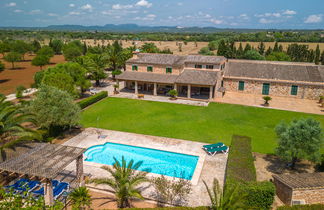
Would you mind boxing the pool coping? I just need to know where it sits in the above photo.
[81,139,205,185]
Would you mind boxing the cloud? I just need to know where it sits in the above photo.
[69,4,75,7]
[283,10,296,15]
[210,18,223,25]
[304,14,322,23]
[48,13,58,17]
[177,2,183,6]
[29,9,41,14]
[6,2,16,7]
[14,9,23,13]
[136,0,152,8]
[134,14,156,21]
[112,4,133,10]
[259,18,274,24]
[81,4,93,11]
[69,11,80,15]
[239,14,249,20]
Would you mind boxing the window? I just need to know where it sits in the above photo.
[220,64,225,70]
[206,65,214,69]
[262,83,270,95]
[166,67,172,73]
[132,65,138,71]
[195,64,203,69]
[147,66,153,72]
[238,81,245,91]
[291,85,298,95]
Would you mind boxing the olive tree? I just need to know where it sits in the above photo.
[31,54,50,70]
[275,118,323,169]
[28,85,81,136]
[4,52,22,69]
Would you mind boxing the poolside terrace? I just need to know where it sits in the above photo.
[63,128,228,207]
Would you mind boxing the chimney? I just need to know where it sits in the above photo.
[132,49,140,59]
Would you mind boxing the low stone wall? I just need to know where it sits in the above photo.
[273,178,293,205]
[223,78,324,100]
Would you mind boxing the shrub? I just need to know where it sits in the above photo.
[226,135,256,185]
[128,207,208,210]
[244,181,275,209]
[278,204,324,210]
[263,96,272,104]
[77,91,108,109]
[16,85,26,98]
[168,89,178,98]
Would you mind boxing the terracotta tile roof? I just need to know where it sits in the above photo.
[273,173,324,190]
[176,70,219,86]
[224,60,324,84]
[116,71,178,84]
[127,53,226,66]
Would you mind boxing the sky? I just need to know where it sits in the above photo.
[1,0,324,29]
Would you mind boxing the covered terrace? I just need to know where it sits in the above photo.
[0,143,85,206]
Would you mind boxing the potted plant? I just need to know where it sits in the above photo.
[263,96,272,106]
[113,84,119,94]
[319,96,324,104]
[168,89,178,100]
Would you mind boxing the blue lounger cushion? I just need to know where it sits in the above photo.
[4,178,29,190]
[203,143,224,149]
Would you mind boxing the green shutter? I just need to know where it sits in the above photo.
[166,67,172,73]
[132,65,138,71]
[291,85,298,95]
[262,83,270,95]
[147,66,153,72]
[238,81,245,91]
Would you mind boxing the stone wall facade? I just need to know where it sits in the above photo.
[274,178,293,205]
[223,78,324,100]
[292,188,324,205]
[126,64,182,75]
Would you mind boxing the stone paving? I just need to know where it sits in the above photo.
[63,128,228,207]
[215,91,324,115]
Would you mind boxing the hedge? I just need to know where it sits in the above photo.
[77,91,108,109]
[278,204,324,210]
[225,135,256,184]
[225,135,275,209]
[127,207,208,210]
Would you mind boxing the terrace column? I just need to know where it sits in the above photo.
[153,83,157,96]
[187,84,191,98]
[174,83,177,91]
[116,80,119,92]
[76,154,85,187]
[134,81,138,94]
[209,86,213,100]
[44,179,54,206]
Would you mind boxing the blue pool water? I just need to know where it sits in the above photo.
[84,142,199,180]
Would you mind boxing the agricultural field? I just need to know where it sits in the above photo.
[0,54,65,95]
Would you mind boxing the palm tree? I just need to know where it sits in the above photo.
[88,157,148,208]
[203,179,246,210]
[69,186,92,210]
[0,96,42,152]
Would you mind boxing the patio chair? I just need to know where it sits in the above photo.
[15,180,40,193]
[202,142,224,150]
[205,146,229,156]
[4,178,29,191]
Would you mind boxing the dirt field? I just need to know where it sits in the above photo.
[0,54,65,95]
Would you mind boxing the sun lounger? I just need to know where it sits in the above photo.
[202,142,224,150]
[32,180,59,196]
[4,178,28,191]
[16,180,40,192]
[205,146,229,156]
[53,182,69,199]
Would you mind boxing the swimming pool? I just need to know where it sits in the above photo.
[84,142,199,180]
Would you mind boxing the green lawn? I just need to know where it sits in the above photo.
[80,98,324,154]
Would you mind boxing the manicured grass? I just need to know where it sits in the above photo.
[80,98,324,154]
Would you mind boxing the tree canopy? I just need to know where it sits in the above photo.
[4,52,22,69]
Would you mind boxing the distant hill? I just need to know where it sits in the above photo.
[1,24,318,33]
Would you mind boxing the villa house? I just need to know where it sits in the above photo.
[116,53,226,100]
[116,53,324,100]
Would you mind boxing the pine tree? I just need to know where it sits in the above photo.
[314,44,320,65]
[321,51,324,65]
[243,43,252,54]
[82,42,87,55]
[307,49,315,63]
[273,42,279,52]
[265,47,273,57]
[279,45,283,52]
[237,43,244,58]
[217,40,227,56]
[258,42,265,55]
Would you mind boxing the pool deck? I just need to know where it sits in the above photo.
[63,128,228,207]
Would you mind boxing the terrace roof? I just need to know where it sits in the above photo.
[0,143,85,179]
[176,70,219,86]
[273,172,324,190]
